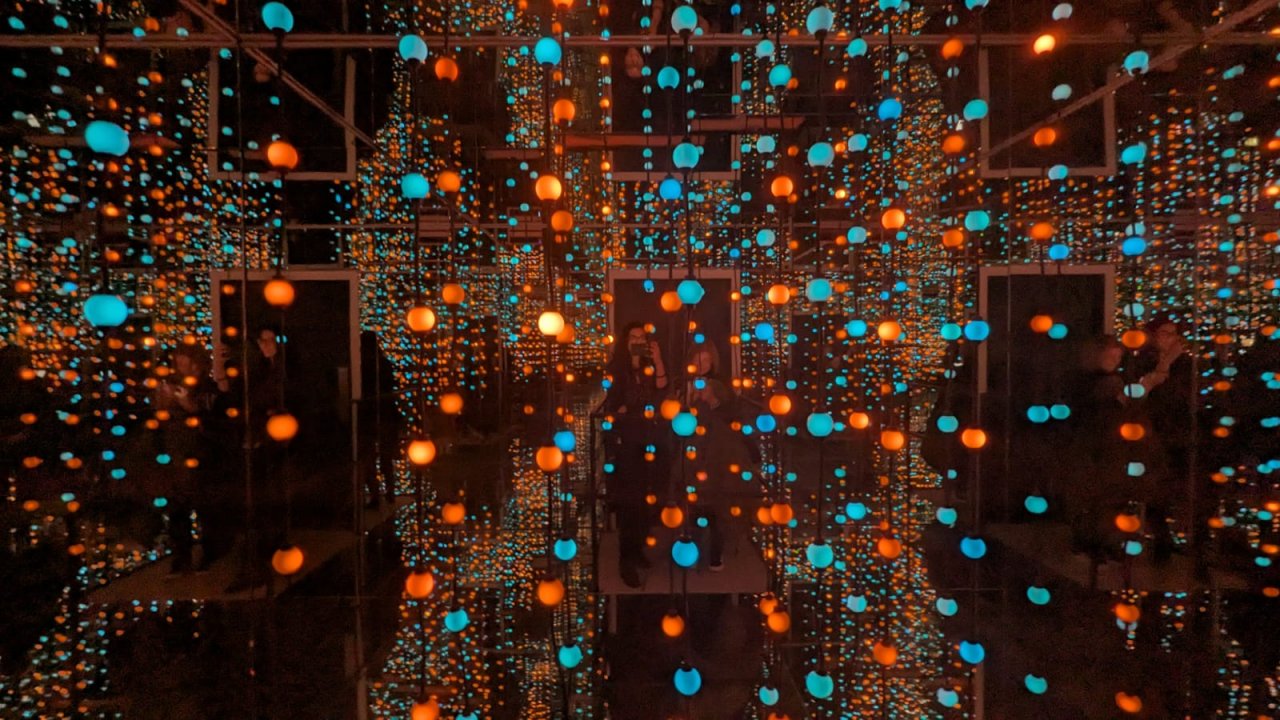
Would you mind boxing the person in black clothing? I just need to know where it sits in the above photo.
[153,345,224,573]
[358,331,400,508]
[1136,317,1195,557]
[601,321,669,588]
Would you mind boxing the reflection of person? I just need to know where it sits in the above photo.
[679,341,743,571]
[359,331,400,508]
[1137,317,1195,558]
[602,322,669,588]
[154,346,225,573]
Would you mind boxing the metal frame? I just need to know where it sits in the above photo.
[976,262,1116,395]
[208,267,363,405]
[605,266,742,379]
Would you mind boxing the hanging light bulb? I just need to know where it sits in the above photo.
[266,139,299,171]
[271,544,304,575]
[263,275,295,307]
[538,310,565,336]
[398,34,428,63]
[260,2,295,33]
[433,56,459,82]
[535,175,563,202]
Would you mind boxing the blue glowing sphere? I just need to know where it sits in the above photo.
[959,641,986,664]
[754,323,775,341]
[1027,405,1050,423]
[807,141,835,167]
[398,34,428,63]
[805,5,835,34]
[755,39,775,59]
[806,412,834,438]
[1121,236,1147,256]
[962,98,988,121]
[846,226,868,243]
[806,541,834,568]
[805,671,834,699]
[960,536,987,559]
[84,293,129,327]
[756,135,777,153]
[401,172,430,199]
[1127,462,1146,477]
[1049,404,1071,420]
[1051,83,1072,100]
[1026,585,1051,605]
[1048,164,1069,180]
[671,5,699,33]
[936,414,958,433]
[674,665,702,696]
[1024,495,1048,514]
[554,430,576,453]
[755,414,777,433]
[963,320,990,341]
[534,37,562,65]
[1047,323,1068,340]
[806,278,833,302]
[260,2,294,32]
[877,97,903,121]
[937,507,958,526]
[657,66,680,89]
[659,176,682,200]
[553,537,578,561]
[758,685,779,705]
[768,64,792,88]
[1123,49,1150,75]
[847,133,869,151]
[1052,2,1072,20]
[1047,243,1070,261]
[845,319,868,337]
[673,142,700,169]
[964,210,991,231]
[85,120,130,156]
[937,688,960,706]
[558,644,583,668]
[672,412,698,437]
[1025,674,1048,695]
[845,502,868,520]
[941,322,962,341]
[671,538,699,568]
[1124,539,1143,556]
[846,37,868,57]
[677,278,705,305]
[444,608,469,632]
[756,228,777,246]
[846,594,868,612]
[966,0,989,8]
[1121,142,1147,165]
[456,713,479,720]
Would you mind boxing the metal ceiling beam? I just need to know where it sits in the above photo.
[2,30,1280,50]
[178,0,377,148]
[985,0,1277,160]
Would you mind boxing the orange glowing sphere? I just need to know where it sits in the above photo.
[550,209,575,232]
[552,98,576,123]
[660,291,683,312]
[441,501,466,525]
[1033,127,1058,147]
[535,175,563,202]
[766,284,791,305]
[766,610,791,634]
[439,392,464,415]
[660,504,685,529]
[877,536,903,560]
[410,697,441,720]
[407,305,437,333]
[441,283,466,305]
[266,413,298,441]
[263,276,295,307]
[848,411,871,429]
[1119,423,1146,441]
[536,445,564,472]
[405,569,435,598]
[1115,692,1143,714]
[1114,603,1141,623]
[768,394,792,416]
[881,429,906,451]
[538,310,565,336]
[873,640,898,666]
[942,228,965,248]
[941,133,966,155]
[1033,33,1056,55]
[940,37,964,60]
[756,505,775,526]
[1121,329,1147,349]
[407,438,437,466]
[433,56,459,81]
[271,544,304,575]
[1029,221,1056,241]
[769,502,794,525]
[880,207,906,230]
[1115,513,1141,533]
[960,428,988,449]
[436,170,462,193]
[662,610,685,638]
[1029,314,1054,333]
[660,398,683,420]
[769,175,794,198]
[537,576,566,606]
[758,593,779,615]
[877,320,903,342]
[266,140,299,171]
